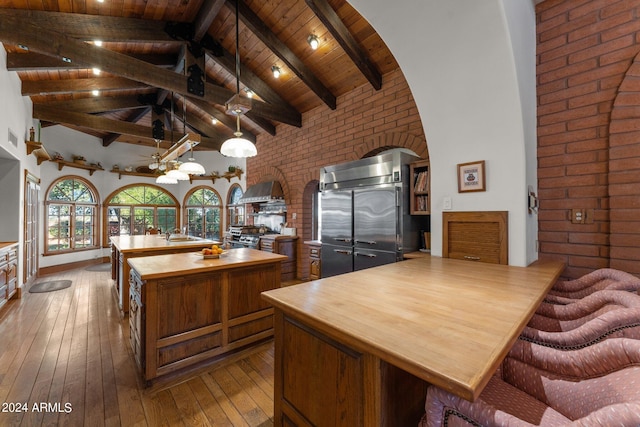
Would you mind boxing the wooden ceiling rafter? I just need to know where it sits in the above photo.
[0,12,302,127]
[21,77,149,96]
[305,0,382,90]
[228,0,337,110]
[33,104,223,151]
[7,52,178,71]
[0,1,399,153]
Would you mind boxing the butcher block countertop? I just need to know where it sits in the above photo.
[110,235,219,252]
[262,256,564,402]
[127,248,288,280]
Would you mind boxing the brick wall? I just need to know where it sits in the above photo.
[246,68,427,279]
[537,0,640,278]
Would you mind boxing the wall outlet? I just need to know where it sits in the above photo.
[292,212,297,220]
[443,196,452,210]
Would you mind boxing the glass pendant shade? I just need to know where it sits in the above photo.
[179,159,206,175]
[220,134,257,158]
[155,174,177,184]
[166,168,190,181]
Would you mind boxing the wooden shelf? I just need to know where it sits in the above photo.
[189,168,243,184]
[53,160,104,176]
[110,169,159,180]
[26,140,51,165]
[410,159,430,215]
[109,168,243,183]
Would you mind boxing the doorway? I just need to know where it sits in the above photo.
[24,171,40,285]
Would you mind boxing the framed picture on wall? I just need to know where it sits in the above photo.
[457,160,486,193]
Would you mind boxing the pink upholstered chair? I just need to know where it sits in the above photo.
[522,290,640,349]
[420,338,640,427]
[545,268,640,305]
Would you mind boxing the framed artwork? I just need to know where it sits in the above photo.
[457,160,486,193]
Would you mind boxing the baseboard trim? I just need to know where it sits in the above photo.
[39,257,111,276]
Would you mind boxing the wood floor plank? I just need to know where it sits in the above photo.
[187,376,234,426]
[169,381,213,426]
[210,367,271,426]
[0,265,278,427]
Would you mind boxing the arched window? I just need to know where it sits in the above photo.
[227,184,245,228]
[184,186,222,241]
[45,176,99,254]
[105,184,178,241]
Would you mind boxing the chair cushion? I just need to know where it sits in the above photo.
[422,376,571,426]
[502,359,640,420]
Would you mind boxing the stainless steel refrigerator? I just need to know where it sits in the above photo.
[320,150,428,278]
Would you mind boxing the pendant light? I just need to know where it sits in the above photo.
[220,0,257,158]
[178,94,206,175]
[156,174,178,184]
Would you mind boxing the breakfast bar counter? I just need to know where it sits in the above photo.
[109,235,219,313]
[128,248,287,383]
[262,256,564,426]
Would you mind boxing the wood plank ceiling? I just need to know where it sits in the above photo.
[0,0,398,155]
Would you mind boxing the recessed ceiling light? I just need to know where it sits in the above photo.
[92,90,100,96]
[212,117,218,125]
[92,67,101,75]
[62,57,72,63]
[18,44,29,51]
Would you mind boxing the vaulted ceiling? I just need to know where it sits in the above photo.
[0,0,398,154]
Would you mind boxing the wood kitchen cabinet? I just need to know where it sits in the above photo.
[442,211,508,265]
[260,235,298,281]
[128,249,286,383]
[410,159,430,215]
[0,242,19,312]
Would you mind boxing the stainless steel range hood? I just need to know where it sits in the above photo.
[239,181,284,203]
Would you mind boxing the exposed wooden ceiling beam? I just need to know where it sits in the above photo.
[194,0,226,41]
[38,96,146,113]
[33,104,223,151]
[21,77,149,96]
[228,0,337,110]
[7,52,177,71]
[0,13,302,127]
[0,9,176,43]
[305,0,382,90]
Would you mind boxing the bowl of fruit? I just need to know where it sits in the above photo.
[201,244,225,259]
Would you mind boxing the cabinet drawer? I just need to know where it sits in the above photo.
[0,265,7,287]
[309,247,321,258]
[7,263,16,281]
[260,240,274,251]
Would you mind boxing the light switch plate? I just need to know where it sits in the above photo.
[443,197,452,210]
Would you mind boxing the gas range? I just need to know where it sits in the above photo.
[228,225,263,249]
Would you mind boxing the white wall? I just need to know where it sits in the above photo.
[349,0,538,266]
[0,43,36,290]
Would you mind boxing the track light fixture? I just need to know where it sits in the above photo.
[271,65,281,79]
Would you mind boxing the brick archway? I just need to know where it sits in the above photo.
[354,132,428,160]
[608,51,640,275]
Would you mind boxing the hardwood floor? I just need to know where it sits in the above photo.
[0,266,275,426]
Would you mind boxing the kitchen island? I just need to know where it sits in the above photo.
[109,235,219,314]
[262,256,564,427]
[128,248,287,384]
